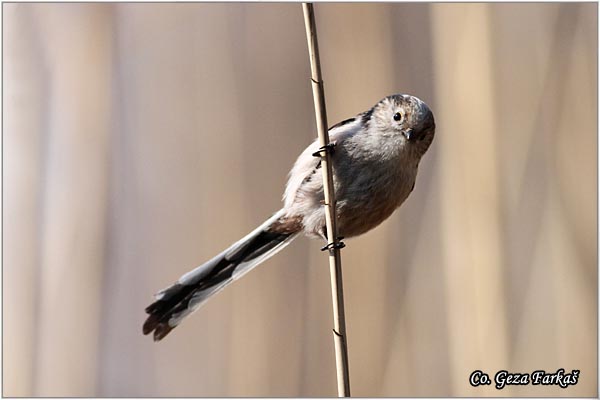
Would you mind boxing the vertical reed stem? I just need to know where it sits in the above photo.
[302,3,351,397]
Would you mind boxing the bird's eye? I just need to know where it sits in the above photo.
[393,112,403,122]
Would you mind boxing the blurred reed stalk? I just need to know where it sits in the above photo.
[302,3,351,397]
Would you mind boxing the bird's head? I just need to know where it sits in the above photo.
[368,94,435,157]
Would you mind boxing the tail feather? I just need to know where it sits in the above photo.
[143,210,299,341]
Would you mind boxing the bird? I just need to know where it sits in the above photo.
[143,94,435,341]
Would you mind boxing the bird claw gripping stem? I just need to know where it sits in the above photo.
[321,238,346,252]
[312,142,336,157]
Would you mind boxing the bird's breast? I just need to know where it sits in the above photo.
[335,160,417,237]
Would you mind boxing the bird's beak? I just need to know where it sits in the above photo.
[403,129,414,141]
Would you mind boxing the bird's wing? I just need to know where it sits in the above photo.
[283,116,362,208]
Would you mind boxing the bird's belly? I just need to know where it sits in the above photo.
[336,169,416,237]
[296,159,417,239]
[337,190,403,237]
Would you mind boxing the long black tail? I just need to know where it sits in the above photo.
[143,210,299,341]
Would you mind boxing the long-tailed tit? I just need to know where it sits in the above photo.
[143,94,435,341]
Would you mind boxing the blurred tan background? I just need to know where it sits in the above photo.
[3,2,597,397]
